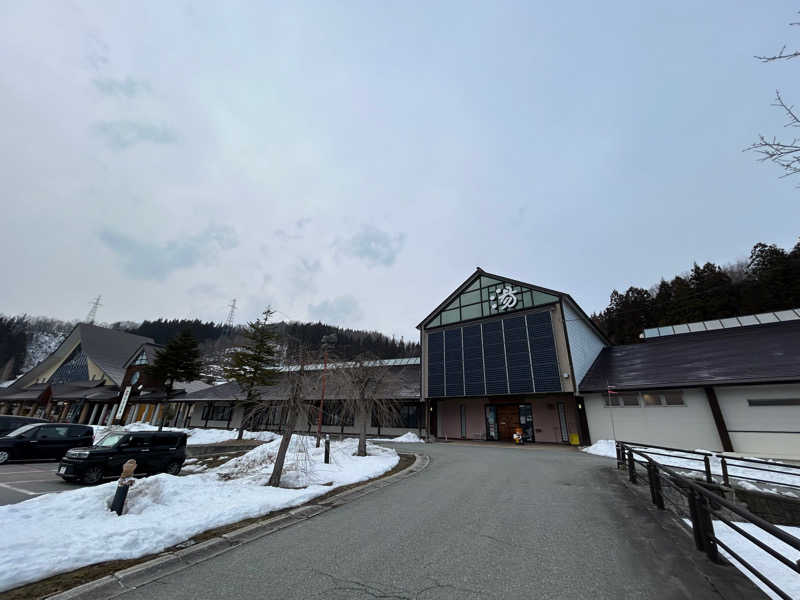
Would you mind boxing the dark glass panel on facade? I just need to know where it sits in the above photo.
[444,329,464,396]
[503,316,533,393]
[49,345,89,384]
[482,321,508,394]
[462,324,485,396]
[427,332,444,397]
[526,312,561,392]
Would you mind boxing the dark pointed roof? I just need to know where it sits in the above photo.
[579,319,800,392]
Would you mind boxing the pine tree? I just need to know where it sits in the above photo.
[224,309,280,439]
[147,330,202,429]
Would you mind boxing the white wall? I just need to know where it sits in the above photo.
[716,383,800,459]
[584,389,723,451]
[563,301,606,388]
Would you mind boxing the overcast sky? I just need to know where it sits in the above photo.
[2,2,799,341]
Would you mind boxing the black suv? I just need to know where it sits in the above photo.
[58,430,187,484]
[0,415,48,437]
[0,423,94,464]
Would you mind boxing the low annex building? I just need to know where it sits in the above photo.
[579,310,800,459]
[418,268,608,444]
[0,324,210,427]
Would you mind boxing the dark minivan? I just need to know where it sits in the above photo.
[0,423,94,464]
[57,431,187,484]
[0,415,48,437]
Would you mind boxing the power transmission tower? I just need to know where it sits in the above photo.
[86,295,102,324]
[225,299,237,330]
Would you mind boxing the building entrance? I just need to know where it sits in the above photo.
[488,403,534,442]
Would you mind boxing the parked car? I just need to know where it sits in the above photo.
[0,423,94,465]
[0,415,48,437]
[57,431,187,484]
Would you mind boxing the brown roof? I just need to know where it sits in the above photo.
[579,319,800,392]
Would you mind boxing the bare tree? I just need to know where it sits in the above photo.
[332,355,400,457]
[750,13,800,179]
[267,347,315,488]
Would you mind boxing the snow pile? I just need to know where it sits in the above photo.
[580,440,800,490]
[372,432,425,443]
[91,423,279,446]
[0,435,398,592]
[581,439,617,458]
[682,520,800,600]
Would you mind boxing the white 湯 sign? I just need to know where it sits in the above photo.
[490,286,518,312]
[116,386,132,419]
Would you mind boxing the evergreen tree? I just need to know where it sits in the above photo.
[146,331,202,429]
[223,309,280,439]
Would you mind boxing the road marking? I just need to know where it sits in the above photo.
[2,478,58,484]
[0,482,44,496]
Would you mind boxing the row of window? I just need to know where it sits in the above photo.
[604,391,685,407]
[201,405,233,421]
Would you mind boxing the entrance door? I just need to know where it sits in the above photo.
[496,404,520,441]
[485,406,498,440]
[519,404,534,442]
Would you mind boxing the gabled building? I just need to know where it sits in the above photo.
[418,268,608,443]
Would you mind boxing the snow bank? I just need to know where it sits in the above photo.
[0,436,398,592]
[581,439,617,458]
[372,432,425,443]
[682,520,800,600]
[91,423,279,446]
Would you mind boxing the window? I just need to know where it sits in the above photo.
[620,393,640,407]
[372,403,419,428]
[133,351,148,365]
[201,405,233,421]
[603,394,620,407]
[748,398,800,407]
[68,426,89,438]
[322,401,354,426]
[128,435,153,448]
[36,426,69,439]
[642,391,685,406]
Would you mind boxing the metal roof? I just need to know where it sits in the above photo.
[641,309,800,339]
[580,319,800,392]
[281,357,420,371]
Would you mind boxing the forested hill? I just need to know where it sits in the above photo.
[0,316,420,382]
[594,238,800,345]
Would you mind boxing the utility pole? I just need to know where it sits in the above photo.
[225,299,237,330]
[315,333,337,447]
[86,295,102,324]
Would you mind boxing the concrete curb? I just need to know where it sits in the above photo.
[46,452,428,600]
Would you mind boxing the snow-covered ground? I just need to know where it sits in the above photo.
[0,435,399,593]
[581,440,800,490]
[372,432,425,443]
[682,519,800,600]
[91,422,280,446]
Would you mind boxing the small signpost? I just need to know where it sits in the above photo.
[111,459,137,516]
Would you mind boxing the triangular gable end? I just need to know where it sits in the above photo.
[422,271,560,329]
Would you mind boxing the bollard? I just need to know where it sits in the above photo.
[111,459,137,516]
[324,434,330,464]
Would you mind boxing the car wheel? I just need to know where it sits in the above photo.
[165,461,182,475]
[0,450,10,465]
[82,466,104,485]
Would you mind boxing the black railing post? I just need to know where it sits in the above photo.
[721,457,730,487]
[648,462,665,509]
[703,455,713,484]
[616,442,623,469]
[687,489,705,552]
[627,449,637,483]
[695,495,720,563]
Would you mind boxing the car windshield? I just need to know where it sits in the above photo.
[5,423,39,438]
[96,432,127,447]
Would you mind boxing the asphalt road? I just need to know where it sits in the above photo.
[0,461,77,505]
[116,442,758,600]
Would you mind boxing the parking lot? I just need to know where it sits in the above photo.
[0,461,78,506]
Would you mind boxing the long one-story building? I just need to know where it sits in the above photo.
[579,310,800,459]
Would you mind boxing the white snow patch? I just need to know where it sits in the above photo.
[91,423,279,446]
[682,519,800,600]
[372,432,425,443]
[0,435,398,592]
[581,439,617,458]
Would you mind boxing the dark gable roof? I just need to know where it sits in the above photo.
[79,325,154,384]
[579,319,800,392]
[182,364,421,402]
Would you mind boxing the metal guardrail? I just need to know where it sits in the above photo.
[616,441,800,600]
[618,440,800,491]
